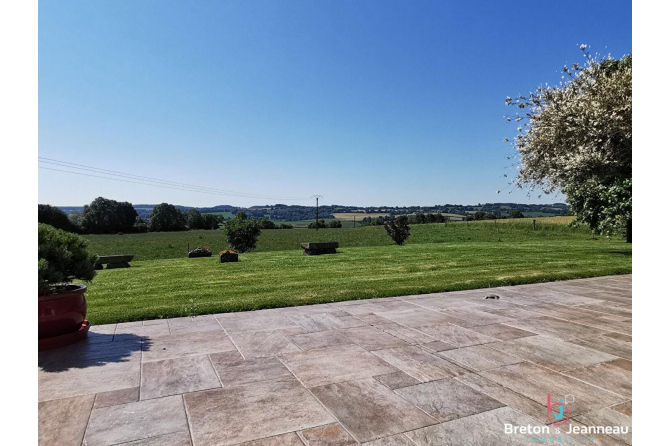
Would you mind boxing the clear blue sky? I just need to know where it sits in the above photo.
[38,0,632,208]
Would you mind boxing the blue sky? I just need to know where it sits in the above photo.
[38,0,632,207]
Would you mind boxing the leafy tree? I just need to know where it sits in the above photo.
[133,216,148,233]
[384,215,411,246]
[38,223,97,295]
[186,209,205,230]
[225,212,262,252]
[81,197,138,234]
[202,213,223,230]
[508,210,525,219]
[506,49,632,241]
[147,203,187,232]
[38,204,78,233]
[256,218,278,229]
[328,219,342,228]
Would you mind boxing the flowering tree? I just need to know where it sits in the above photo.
[505,47,632,241]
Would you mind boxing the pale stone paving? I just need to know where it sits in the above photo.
[38,275,632,446]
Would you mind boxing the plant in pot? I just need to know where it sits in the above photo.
[38,223,97,350]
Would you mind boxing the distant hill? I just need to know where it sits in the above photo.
[58,202,569,222]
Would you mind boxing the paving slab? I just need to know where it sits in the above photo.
[338,326,409,351]
[375,323,437,344]
[288,313,370,332]
[371,345,467,382]
[438,345,523,371]
[414,323,498,347]
[574,407,633,444]
[489,335,618,372]
[229,330,301,358]
[184,378,334,446]
[405,406,539,446]
[38,394,95,446]
[141,331,237,362]
[373,371,420,390]
[39,360,140,401]
[504,316,610,340]
[564,359,632,399]
[467,323,537,341]
[479,362,626,417]
[236,432,304,445]
[568,334,632,360]
[298,423,358,445]
[140,355,221,400]
[287,330,354,351]
[361,434,415,446]
[280,344,397,388]
[220,312,302,334]
[455,373,548,421]
[94,387,140,408]
[118,432,192,446]
[209,352,294,388]
[374,308,463,327]
[167,315,224,335]
[84,395,189,446]
[395,377,504,422]
[613,400,632,417]
[311,377,437,443]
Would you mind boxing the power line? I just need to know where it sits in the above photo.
[38,157,312,201]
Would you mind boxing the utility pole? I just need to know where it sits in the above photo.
[312,195,322,231]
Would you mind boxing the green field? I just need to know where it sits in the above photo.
[80,221,632,324]
[84,219,586,261]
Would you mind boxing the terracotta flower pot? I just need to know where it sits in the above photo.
[38,284,89,349]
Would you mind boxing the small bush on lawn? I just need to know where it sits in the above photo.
[384,215,411,246]
[225,212,262,253]
[38,223,97,295]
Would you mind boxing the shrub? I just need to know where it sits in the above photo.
[384,215,411,245]
[225,212,262,253]
[509,210,525,219]
[38,223,97,295]
[328,220,342,228]
[38,204,78,233]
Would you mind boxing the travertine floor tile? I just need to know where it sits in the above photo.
[94,387,140,408]
[140,355,220,400]
[414,323,498,347]
[84,395,188,446]
[287,330,353,351]
[373,371,420,390]
[489,335,617,371]
[564,359,632,398]
[298,423,358,445]
[280,344,397,388]
[338,326,409,351]
[142,331,237,362]
[311,377,437,443]
[405,406,543,446]
[184,379,334,446]
[230,330,300,358]
[371,345,467,382]
[209,352,293,387]
[39,360,140,401]
[38,394,95,446]
[467,323,537,341]
[395,378,504,422]
[479,362,626,417]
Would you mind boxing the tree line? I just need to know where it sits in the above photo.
[39,198,223,234]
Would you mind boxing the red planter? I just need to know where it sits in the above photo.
[38,284,89,350]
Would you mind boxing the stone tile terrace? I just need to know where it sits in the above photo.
[38,275,632,445]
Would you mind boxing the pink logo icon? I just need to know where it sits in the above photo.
[547,393,570,425]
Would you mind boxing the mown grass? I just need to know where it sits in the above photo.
[83,237,632,324]
[82,219,591,261]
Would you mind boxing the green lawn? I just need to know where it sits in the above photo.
[83,220,596,261]
[83,236,632,324]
